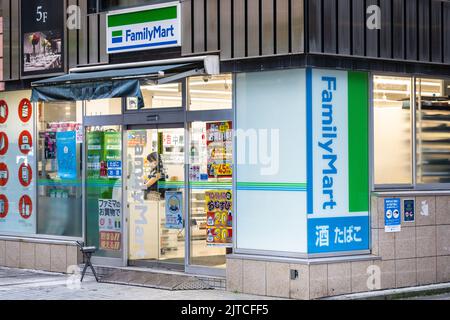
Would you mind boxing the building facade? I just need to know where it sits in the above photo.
[0,0,450,299]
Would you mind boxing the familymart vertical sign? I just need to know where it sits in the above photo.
[107,2,181,54]
[307,69,370,254]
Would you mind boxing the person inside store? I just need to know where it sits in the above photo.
[145,152,167,199]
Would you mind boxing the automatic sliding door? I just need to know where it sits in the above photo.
[127,127,185,268]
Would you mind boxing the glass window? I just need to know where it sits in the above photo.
[86,126,123,258]
[188,121,232,268]
[85,98,122,116]
[373,76,413,185]
[416,78,450,184]
[235,69,308,254]
[188,75,233,111]
[37,101,83,237]
[137,82,183,110]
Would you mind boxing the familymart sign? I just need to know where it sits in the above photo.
[106,2,181,54]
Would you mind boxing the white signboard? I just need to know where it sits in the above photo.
[106,2,181,54]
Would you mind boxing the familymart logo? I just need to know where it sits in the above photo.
[107,3,180,54]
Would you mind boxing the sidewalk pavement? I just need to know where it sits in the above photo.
[0,267,281,300]
[322,282,450,300]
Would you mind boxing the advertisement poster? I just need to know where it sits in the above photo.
[21,0,65,78]
[98,199,122,251]
[44,132,57,159]
[104,132,121,179]
[87,132,103,178]
[56,131,77,180]
[384,198,401,233]
[165,191,183,229]
[206,121,233,178]
[205,190,233,247]
[0,90,36,234]
[404,199,415,222]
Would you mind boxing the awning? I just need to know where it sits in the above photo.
[30,55,220,108]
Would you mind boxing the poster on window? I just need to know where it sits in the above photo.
[44,132,56,159]
[204,190,233,247]
[0,91,36,234]
[21,0,65,78]
[165,191,183,229]
[98,198,122,250]
[206,122,233,178]
[56,131,77,180]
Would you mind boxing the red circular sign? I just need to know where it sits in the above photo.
[18,98,32,123]
[0,163,9,187]
[0,132,9,156]
[18,163,32,187]
[0,100,9,124]
[18,131,32,155]
[19,195,32,220]
[0,194,9,219]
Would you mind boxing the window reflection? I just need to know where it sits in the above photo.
[373,76,413,185]
[417,78,450,184]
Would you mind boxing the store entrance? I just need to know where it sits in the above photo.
[126,125,186,270]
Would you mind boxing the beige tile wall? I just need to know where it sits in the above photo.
[226,195,450,300]
[0,240,81,273]
[372,194,450,292]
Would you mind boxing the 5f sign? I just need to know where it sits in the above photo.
[36,6,48,23]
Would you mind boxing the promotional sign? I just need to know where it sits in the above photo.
[107,161,122,179]
[0,194,9,219]
[165,191,183,229]
[18,99,32,123]
[385,198,401,232]
[56,131,77,180]
[19,195,33,220]
[21,0,65,78]
[404,199,415,222]
[44,132,57,159]
[0,91,36,234]
[98,199,122,251]
[106,2,181,54]
[87,132,103,178]
[0,163,8,186]
[307,69,370,254]
[0,100,9,124]
[18,130,33,155]
[0,132,9,156]
[205,190,233,247]
[18,163,33,188]
[206,121,233,178]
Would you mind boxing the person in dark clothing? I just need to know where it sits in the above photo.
[145,152,167,199]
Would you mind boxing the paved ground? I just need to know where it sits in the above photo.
[406,293,450,300]
[0,267,277,300]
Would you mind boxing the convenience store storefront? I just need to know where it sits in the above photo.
[26,56,233,277]
[1,0,450,299]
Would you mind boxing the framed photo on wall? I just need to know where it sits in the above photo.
[21,0,65,78]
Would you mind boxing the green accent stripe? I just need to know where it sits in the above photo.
[108,6,177,28]
[112,30,123,37]
[348,71,369,212]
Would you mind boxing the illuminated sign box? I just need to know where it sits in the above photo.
[106,2,181,54]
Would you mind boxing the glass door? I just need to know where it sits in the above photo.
[85,125,124,264]
[126,126,186,270]
[187,121,233,275]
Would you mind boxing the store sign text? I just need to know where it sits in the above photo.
[319,76,338,211]
[107,3,180,54]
